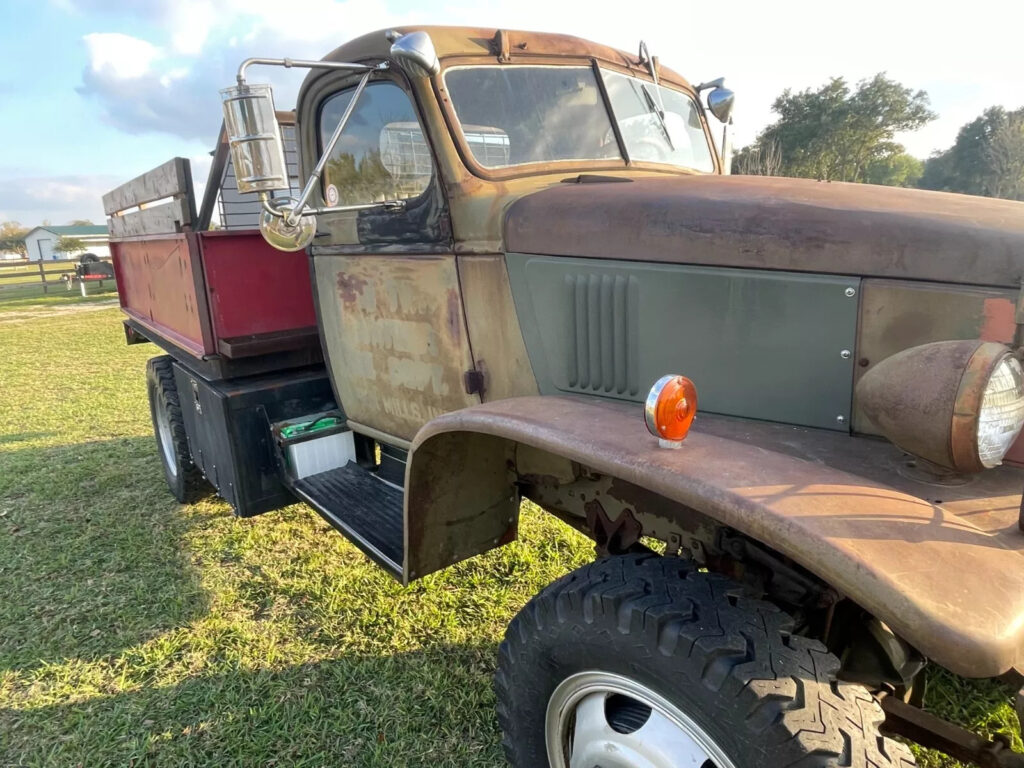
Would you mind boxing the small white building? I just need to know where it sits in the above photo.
[24,225,110,262]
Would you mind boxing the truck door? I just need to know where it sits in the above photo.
[306,75,480,443]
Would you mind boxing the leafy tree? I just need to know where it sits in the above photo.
[67,218,94,226]
[53,236,88,256]
[863,152,924,188]
[0,221,28,257]
[920,107,1024,201]
[736,73,934,184]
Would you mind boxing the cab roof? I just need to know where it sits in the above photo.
[317,25,696,92]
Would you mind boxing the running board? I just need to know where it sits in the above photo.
[289,462,404,579]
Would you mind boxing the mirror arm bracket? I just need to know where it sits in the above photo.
[283,67,376,226]
[236,57,385,85]
[260,193,407,219]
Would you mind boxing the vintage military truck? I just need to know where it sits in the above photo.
[104,25,1024,768]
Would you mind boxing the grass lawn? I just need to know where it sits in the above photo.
[0,296,1019,766]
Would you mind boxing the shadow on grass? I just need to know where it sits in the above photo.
[1,643,505,767]
[0,435,209,673]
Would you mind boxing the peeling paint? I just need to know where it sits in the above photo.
[336,272,368,303]
[317,254,481,440]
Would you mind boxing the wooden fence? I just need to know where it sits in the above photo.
[0,257,115,295]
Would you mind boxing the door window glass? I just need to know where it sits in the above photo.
[319,81,433,205]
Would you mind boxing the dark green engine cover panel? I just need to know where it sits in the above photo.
[506,254,859,431]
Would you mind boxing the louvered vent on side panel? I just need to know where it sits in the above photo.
[565,273,639,396]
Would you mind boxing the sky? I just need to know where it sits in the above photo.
[0,0,1021,225]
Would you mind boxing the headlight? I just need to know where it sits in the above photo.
[857,340,1024,473]
[976,355,1024,467]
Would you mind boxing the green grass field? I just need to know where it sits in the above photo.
[0,295,1019,766]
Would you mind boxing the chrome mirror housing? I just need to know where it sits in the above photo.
[389,31,440,78]
[707,86,735,123]
[220,83,291,194]
[259,197,316,252]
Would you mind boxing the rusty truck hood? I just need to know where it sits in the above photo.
[504,175,1024,287]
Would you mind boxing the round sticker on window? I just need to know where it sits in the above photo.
[325,184,339,206]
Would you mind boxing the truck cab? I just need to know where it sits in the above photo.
[108,26,1024,768]
[290,27,730,443]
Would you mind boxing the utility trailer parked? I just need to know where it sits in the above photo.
[107,26,1024,768]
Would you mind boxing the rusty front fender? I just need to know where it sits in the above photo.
[404,395,1024,679]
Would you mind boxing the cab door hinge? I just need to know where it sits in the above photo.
[464,369,485,397]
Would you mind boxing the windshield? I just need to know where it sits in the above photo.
[442,65,715,173]
[444,66,620,168]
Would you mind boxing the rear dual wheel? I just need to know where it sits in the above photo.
[146,356,207,504]
[496,554,916,768]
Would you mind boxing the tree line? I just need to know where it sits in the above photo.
[732,74,1024,202]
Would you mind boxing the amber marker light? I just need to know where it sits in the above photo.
[644,375,698,449]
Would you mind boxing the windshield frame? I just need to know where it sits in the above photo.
[436,56,719,181]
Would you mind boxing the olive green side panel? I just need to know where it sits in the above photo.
[506,253,859,431]
[314,254,480,442]
[854,279,1017,436]
[457,254,540,401]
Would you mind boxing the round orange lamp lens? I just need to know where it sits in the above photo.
[646,375,698,442]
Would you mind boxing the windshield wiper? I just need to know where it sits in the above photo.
[640,83,674,151]
[636,41,674,152]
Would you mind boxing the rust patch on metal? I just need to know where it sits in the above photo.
[336,272,367,303]
[317,255,481,440]
[981,297,1016,342]
[446,287,462,344]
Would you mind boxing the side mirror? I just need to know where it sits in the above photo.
[219,83,291,193]
[707,86,735,124]
[389,31,440,78]
[259,197,316,252]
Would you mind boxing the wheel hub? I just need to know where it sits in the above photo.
[546,671,737,768]
[154,400,178,479]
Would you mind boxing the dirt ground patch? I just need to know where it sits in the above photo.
[0,298,119,324]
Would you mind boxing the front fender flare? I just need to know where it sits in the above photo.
[404,395,1024,678]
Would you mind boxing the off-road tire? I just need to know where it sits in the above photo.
[495,554,916,768]
[146,356,207,504]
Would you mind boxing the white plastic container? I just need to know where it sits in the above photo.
[285,429,356,480]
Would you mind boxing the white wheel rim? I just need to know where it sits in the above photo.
[154,401,178,479]
[546,670,738,768]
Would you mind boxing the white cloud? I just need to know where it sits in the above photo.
[70,0,1024,157]
[76,0,394,141]
[189,151,213,211]
[0,174,120,225]
[0,152,213,227]
[83,33,161,79]
[168,0,216,55]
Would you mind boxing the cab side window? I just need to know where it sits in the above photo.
[318,81,433,206]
